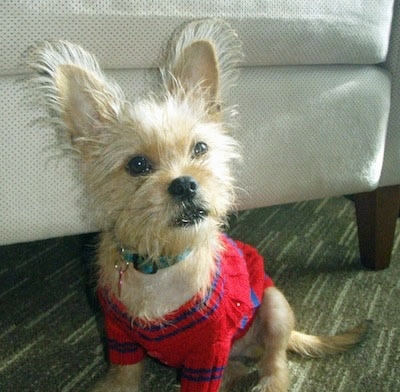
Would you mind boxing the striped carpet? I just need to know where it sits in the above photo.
[1,197,399,392]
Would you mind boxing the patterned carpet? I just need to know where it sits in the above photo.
[1,197,399,392]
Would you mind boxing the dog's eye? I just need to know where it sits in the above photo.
[126,156,152,176]
[192,142,208,158]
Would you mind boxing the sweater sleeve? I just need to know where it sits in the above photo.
[98,290,145,366]
[180,340,230,392]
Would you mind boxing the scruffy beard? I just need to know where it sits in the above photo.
[172,199,209,227]
[110,208,216,259]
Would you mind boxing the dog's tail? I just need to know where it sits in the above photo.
[288,321,370,358]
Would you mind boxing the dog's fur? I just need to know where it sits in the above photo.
[32,19,367,392]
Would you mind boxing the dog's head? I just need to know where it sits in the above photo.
[33,20,242,258]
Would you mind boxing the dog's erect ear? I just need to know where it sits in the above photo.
[32,42,124,154]
[169,40,220,108]
[163,20,242,116]
[52,63,122,136]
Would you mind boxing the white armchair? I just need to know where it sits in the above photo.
[1,1,399,270]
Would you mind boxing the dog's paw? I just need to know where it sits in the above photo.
[91,364,142,392]
[251,379,269,392]
[92,379,139,392]
[251,375,288,392]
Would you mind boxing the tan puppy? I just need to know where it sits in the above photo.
[32,19,367,392]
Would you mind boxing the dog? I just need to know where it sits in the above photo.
[32,19,367,392]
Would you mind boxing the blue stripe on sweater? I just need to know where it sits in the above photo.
[135,279,224,342]
[107,339,141,354]
[250,288,261,307]
[181,365,225,382]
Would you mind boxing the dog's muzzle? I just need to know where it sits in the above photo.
[168,176,209,227]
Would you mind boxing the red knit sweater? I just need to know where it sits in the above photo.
[98,235,274,392]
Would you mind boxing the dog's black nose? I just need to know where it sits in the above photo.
[168,176,198,200]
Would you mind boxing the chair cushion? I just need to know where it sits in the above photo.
[378,2,400,187]
[1,0,395,76]
[233,65,391,209]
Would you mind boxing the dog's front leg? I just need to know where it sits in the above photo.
[180,348,230,392]
[92,362,143,392]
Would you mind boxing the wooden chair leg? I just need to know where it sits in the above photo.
[354,185,400,270]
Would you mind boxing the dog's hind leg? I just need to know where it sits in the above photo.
[250,286,295,392]
[92,363,143,392]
